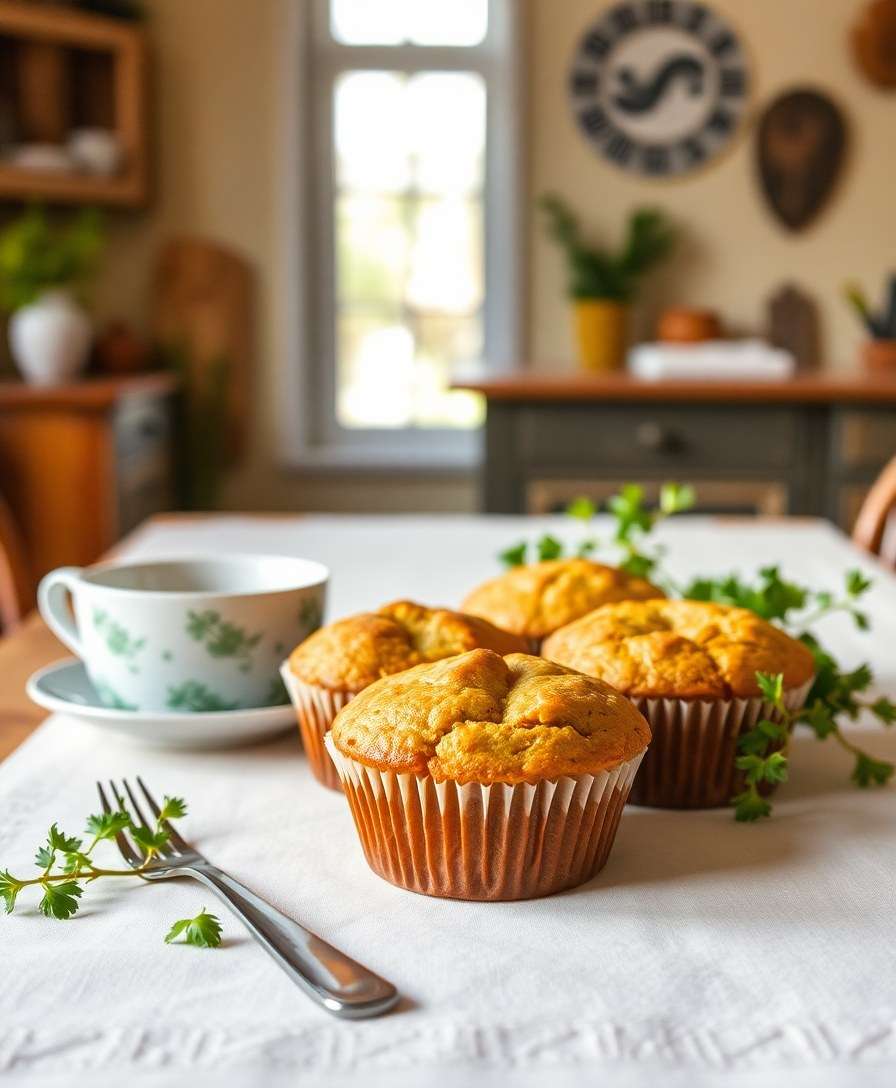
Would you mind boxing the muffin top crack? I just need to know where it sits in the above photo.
[542,599,815,699]
[330,648,650,783]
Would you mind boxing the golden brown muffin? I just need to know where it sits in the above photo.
[461,558,664,644]
[288,599,527,693]
[542,599,815,700]
[330,648,650,784]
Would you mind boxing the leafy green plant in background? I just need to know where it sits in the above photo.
[0,205,103,312]
[843,275,896,339]
[500,483,896,819]
[0,795,221,947]
[539,193,676,301]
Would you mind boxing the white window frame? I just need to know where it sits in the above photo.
[277,0,523,471]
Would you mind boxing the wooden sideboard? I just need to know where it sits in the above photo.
[0,375,177,592]
[452,371,896,525]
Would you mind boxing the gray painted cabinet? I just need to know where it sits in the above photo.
[460,375,896,528]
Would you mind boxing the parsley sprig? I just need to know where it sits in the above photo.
[498,482,695,578]
[0,795,221,947]
[499,482,896,821]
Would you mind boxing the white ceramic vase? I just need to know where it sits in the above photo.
[9,289,93,386]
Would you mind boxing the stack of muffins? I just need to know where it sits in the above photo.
[283,559,813,901]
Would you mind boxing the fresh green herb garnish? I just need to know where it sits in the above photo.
[497,481,695,576]
[498,481,895,820]
[0,794,221,945]
[164,907,223,948]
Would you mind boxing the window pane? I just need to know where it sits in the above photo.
[414,315,485,427]
[337,195,408,305]
[408,73,485,195]
[337,314,414,428]
[335,72,409,191]
[331,0,488,46]
[407,198,483,313]
[333,70,486,431]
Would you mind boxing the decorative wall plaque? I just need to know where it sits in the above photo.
[568,1,750,177]
[851,0,896,88]
[756,89,847,232]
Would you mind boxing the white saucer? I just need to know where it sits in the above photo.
[27,658,296,750]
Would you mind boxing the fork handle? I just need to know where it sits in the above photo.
[180,864,399,1018]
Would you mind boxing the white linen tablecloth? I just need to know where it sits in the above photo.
[2,516,896,1088]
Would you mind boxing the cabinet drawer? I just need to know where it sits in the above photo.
[115,397,172,462]
[834,409,896,469]
[517,405,797,469]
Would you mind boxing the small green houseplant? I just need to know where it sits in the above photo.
[844,276,896,373]
[0,205,103,386]
[539,193,675,371]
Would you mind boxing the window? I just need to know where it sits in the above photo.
[288,0,520,468]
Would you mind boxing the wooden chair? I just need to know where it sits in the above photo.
[853,456,896,567]
[0,493,33,632]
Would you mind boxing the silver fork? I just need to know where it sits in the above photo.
[98,776,400,1019]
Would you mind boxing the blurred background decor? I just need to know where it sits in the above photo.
[851,0,896,87]
[756,88,848,231]
[0,203,103,384]
[845,276,896,372]
[539,194,676,371]
[567,0,750,177]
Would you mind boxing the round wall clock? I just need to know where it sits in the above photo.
[569,1,750,177]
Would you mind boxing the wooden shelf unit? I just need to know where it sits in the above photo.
[0,0,148,206]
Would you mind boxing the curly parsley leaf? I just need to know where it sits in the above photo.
[870,697,896,725]
[732,789,772,822]
[34,846,55,869]
[158,796,188,822]
[566,496,596,521]
[852,752,895,788]
[38,880,82,920]
[756,671,784,707]
[47,825,82,855]
[659,482,695,515]
[498,542,528,569]
[85,809,131,842]
[164,908,222,948]
[0,870,23,914]
[536,534,563,562]
[130,825,171,854]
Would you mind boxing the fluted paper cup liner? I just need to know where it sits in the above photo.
[280,663,355,791]
[628,677,814,809]
[325,734,644,901]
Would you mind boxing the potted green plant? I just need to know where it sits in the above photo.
[0,205,104,386]
[844,277,896,373]
[539,193,675,372]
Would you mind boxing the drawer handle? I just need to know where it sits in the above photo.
[635,421,687,454]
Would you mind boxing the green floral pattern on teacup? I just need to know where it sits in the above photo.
[93,678,137,711]
[92,610,145,674]
[185,610,262,674]
[166,680,239,712]
[298,598,322,633]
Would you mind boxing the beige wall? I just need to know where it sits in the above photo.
[95,0,893,513]
[530,0,895,364]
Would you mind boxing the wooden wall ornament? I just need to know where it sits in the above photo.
[756,89,847,232]
[766,284,819,371]
[568,1,749,177]
[852,0,896,88]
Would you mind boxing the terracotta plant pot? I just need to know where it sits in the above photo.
[862,339,896,373]
[656,307,722,343]
[573,299,628,372]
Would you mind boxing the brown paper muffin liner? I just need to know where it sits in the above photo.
[627,677,814,809]
[280,663,354,791]
[325,734,644,901]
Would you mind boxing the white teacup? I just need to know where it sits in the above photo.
[38,554,328,713]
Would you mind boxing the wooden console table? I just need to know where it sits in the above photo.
[453,371,896,524]
[0,374,177,590]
